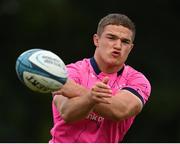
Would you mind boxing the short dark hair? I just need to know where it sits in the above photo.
[97,13,136,41]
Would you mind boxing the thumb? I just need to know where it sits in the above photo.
[102,76,109,84]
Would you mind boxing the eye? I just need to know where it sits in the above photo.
[121,39,131,45]
[107,35,117,40]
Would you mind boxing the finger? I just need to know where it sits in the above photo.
[102,76,109,84]
[95,82,110,89]
[92,96,110,104]
[92,87,112,94]
[92,91,112,98]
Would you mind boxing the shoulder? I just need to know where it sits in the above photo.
[65,58,91,83]
[122,64,151,103]
[66,58,90,70]
[123,65,151,85]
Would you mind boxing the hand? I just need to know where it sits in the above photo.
[52,79,88,98]
[89,77,112,104]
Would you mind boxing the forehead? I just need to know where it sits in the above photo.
[102,25,133,40]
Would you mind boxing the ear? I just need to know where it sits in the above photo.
[130,43,134,50]
[93,34,99,47]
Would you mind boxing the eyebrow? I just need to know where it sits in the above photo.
[106,33,118,38]
[106,33,131,43]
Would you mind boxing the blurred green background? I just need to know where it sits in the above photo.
[0,0,180,142]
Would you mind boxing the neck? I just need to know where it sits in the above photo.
[94,56,124,74]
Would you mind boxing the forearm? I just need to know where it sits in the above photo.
[54,92,96,123]
[54,78,114,122]
[93,102,126,121]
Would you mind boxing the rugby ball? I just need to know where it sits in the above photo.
[15,48,68,93]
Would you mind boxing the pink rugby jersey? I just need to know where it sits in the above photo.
[50,57,151,143]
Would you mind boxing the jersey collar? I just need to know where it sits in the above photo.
[90,57,124,76]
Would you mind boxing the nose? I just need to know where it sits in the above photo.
[114,39,122,49]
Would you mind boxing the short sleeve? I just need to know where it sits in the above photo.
[66,61,83,84]
[122,71,151,105]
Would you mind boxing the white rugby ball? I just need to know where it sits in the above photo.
[15,48,68,93]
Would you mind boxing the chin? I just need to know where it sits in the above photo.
[106,59,120,66]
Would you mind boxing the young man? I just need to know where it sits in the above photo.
[49,13,151,143]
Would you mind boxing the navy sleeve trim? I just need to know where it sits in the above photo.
[121,87,144,105]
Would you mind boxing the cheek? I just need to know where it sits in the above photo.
[124,47,132,54]
[98,42,109,52]
[122,48,131,58]
[100,39,112,46]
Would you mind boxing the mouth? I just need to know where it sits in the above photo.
[111,51,121,57]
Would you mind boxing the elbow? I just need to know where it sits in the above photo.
[61,110,83,123]
[59,105,76,123]
[111,110,129,122]
[111,104,142,121]
[111,106,133,121]
[61,113,74,123]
